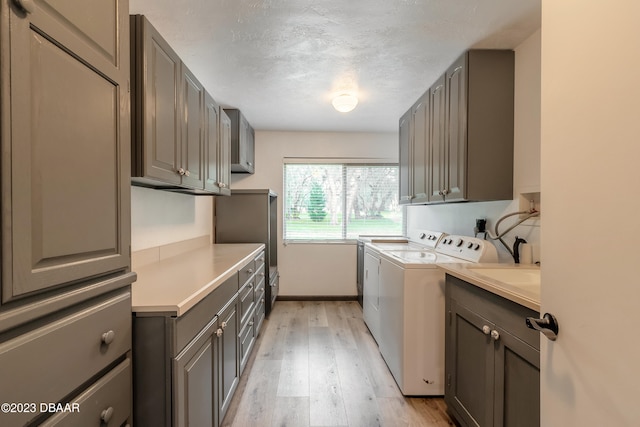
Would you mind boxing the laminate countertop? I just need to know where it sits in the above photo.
[131,243,264,316]
[438,263,541,311]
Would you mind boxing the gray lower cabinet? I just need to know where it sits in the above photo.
[134,250,266,426]
[0,1,134,425]
[0,289,133,426]
[445,275,540,427]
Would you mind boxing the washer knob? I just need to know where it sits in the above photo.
[467,242,473,249]
[456,238,464,247]
[474,243,481,250]
[419,233,426,239]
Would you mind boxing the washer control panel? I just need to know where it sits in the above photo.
[436,235,498,263]
[406,229,446,249]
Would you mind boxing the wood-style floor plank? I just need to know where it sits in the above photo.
[222,301,455,427]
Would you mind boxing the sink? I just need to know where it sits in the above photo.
[469,268,540,287]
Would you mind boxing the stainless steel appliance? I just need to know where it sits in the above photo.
[215,189,279,315]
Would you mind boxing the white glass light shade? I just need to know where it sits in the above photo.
[332,93,358,113]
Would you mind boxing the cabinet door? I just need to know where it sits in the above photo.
[493,328,540,427]
[398,110,412,204]
[174,325,218,427]
[2,0,131,302]
[217,109,232,194]
[140,17,181,184]
[180,64,204,189]
[218,299,239,421]
[411,94,430,203]
[238,114,255,173]
[446,300,495,427]
[429,75,447,202]
[445,54,467,201]
[203,92,220,193]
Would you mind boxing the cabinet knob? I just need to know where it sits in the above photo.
[177,168,186,176]
[100,407,114,423]
[101,330,116,345]
[260,272,265,277]
[247,269,253,274]
[249,321,254,327]
[490,330,500,341]
[185,170,191,177]
[218,182,227,188]
[221,321,228,329]
[482,325,491,335]
[261,298,265,303]
[13,0,34,14]
[216,328,224,337]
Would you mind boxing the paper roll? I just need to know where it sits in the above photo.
[519,243,533,264]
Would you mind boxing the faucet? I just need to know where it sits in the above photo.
[512,236,527,264]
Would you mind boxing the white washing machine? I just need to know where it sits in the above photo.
[377,234,498,396]
[363,230,445,345]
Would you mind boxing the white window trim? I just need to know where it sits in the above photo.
[282,158,402,244]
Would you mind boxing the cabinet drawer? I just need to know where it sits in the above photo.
[238,314,255,374]
[255,274,265,297]
[239,279,255,328]
[0,291,131,426]
[254,290,266,336]
[41,358,131,426]
[254,251,266,273]
[447,275,540,350]
[238,259,256,288]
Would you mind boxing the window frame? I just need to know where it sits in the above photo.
[282,158,403,244]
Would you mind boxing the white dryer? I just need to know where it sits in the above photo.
[377,234,497,396]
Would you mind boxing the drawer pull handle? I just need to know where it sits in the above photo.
[101,330,116,345]
[101,406,114,423]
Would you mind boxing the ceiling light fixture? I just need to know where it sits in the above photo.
[332,93,358,113]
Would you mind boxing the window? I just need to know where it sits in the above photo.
[284,162,403,242]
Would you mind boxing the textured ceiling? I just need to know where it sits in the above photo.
[129,0,541,133]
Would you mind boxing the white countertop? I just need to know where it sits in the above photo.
[438,263,541,311]
[131,243,264,316]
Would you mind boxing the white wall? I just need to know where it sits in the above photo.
[407,30,542,263]
[230,131,397,296]
[131,186,213,251]
[540,1,640,424]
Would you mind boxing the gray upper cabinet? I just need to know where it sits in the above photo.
[207,105,231,196]
[180,64,205,190]
[218,109,232,194]
[401,49,515,205]
[131,15,181,186]
[1,0,131,303]
[428,75,447,202]
[224,109,255,174]
[130,15,229,195]
[398,110,412,204]
[411,93,430,203]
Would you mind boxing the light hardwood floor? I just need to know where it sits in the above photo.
[221,301,455,427]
